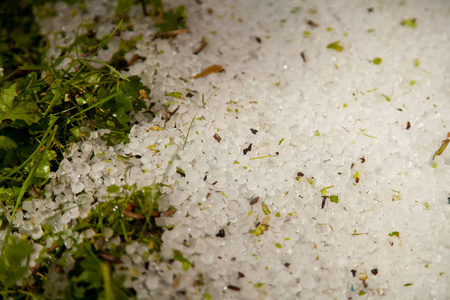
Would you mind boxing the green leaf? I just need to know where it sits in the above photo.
[33,159,50,178]
[0,83,18,111]
[115,0,133,16]
[155,5,187,33]
[0,235,34,288]
[373,57,382,65]
[107,184,120,193]
[401,18,417,28]
[114,93,133,113]
[388,231,400,238]
[326,41,343,52]
[165,91,183,99]
[330,195,339,203]
[120,75,149,100]
[0,83,41,125]
[0,135,18,150]
[173,250,191,271]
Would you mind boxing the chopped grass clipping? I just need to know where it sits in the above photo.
[326,41,343,52]
[373,57,382,65]
[401,18,417,28]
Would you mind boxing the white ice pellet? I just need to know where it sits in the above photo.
[70,181,84,194]
[246,179,257,191]
[144,276,159,290]
[22,201,33,211]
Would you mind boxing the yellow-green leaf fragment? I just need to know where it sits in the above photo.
[330,195,339,203]
[173,250,191,271]
[275,243,282,248]
[306,178,314,186]
[262,202,271,215]
[165,91,183,99]
[275,212,281,217]
[326,41,343,52]
[432,133,450,160]
[353,171,360,179]
[382,94,391,102]
[389,231,400,238]
[251,225,265,235]
[373,57,382,65]
[404,283,413,287]
[401,18,417,28]
[414,59,420,67]
[321,187,327,196]
[278,138,284,145]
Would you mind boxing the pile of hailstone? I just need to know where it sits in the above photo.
[12,0,450,299]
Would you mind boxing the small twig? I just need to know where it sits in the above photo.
[164,105,180,128]
[182,87,221,150]
[193,37,208,55]
[432,132,450,160]
[155,29,190,39]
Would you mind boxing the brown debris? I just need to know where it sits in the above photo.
[193,37,208,55]
[307,20,319,27]
[122,210,145,219]
[249,196,259,206]
[164,105,180,128]
[98,252,122,263]
[213,133,222,143]
[155,29,190,39]
[164,208,177,217]
[191,64,225,78]
[300,51,307,62]
[127,54,140,67]
[243,143,252,155]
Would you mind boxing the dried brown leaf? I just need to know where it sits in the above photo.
[191,65,224,78]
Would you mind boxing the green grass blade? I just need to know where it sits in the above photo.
[182,87,220,150]
[1,118,58,255]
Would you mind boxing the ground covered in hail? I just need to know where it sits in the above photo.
[13,0,450,299]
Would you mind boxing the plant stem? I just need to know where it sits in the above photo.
[182,87,220,150]
[1,117,58,255]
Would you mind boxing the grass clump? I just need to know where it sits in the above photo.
[0,0,188,298]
